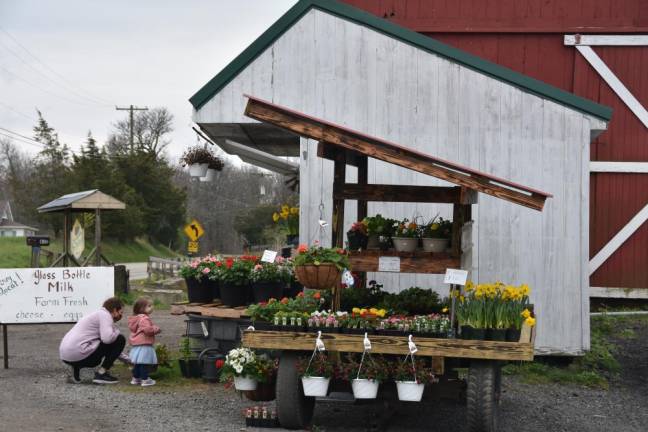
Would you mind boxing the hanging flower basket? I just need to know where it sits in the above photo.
[351,378,379,399]
[396,380,425,402]
[301,376,330,397]
[234,376,258,391]
[189,163,209,177]
[294,264,340,290]
[200,168,217,182]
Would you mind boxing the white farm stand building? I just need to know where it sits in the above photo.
[190,0,612,355]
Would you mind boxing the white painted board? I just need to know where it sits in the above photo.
[0,267,114,324]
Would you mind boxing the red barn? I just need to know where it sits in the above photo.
[342,0,648,299]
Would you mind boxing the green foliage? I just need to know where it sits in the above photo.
[420,216,453,239]
[179,337,193,360]
[234,204,278,245]
[362,214,396,236]
[155,343,171,368]
[293,244,350,271]
[502,362,609,389]
[379,287,445,315]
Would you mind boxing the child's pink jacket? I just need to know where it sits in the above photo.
[128,314,161,346]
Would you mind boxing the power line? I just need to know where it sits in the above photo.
[0,26,114,106]
[0,130,43,148]
[0,101,36,121]
[0,126,43,147]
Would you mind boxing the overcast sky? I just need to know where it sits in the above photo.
[0,0,297,160]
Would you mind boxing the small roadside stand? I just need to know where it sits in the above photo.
[235,96,548,431]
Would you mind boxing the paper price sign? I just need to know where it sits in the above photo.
[443,268,468,286]
[378,257,400,272]
[261,250,278,263]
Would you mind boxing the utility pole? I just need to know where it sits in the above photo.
[115,105,148,153]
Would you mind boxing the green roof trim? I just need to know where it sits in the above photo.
[190,0,612,122]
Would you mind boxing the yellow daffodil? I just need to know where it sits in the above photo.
[431,223,439,230]
[290,207,299,215]
[465,281,474,292]
[376,309,386,317]
[280,211,289,219]
[281,205,289,213]
[442,307,448,313]
[272,212,280,222]
[352,307,361,314]
[521,309,531,319]
[525,316,536,327]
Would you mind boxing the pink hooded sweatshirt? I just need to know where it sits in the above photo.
[128,314,161,346]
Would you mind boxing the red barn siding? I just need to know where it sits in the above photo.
[343,0,648,291]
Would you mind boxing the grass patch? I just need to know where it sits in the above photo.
[503,362,608,389]
[109,354,209,392]
[0,236,179,268]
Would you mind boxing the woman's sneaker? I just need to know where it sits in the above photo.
[93,371,118,384]
[140,378,156,387]
[130,378,142,385]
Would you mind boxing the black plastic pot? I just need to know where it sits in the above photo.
[220,282,249,307]
[343,327,374,335]
[178,358,203,378]
[376,329,406,337]
[205,278,220,300]
[506,328,522,342]
[252,281,284,303]
[284,281,304,298]
[286,234,299,246]
[199,349,224,382]
[347,232,368,251]
[251,320,273,331]
[461,326,486,340]
[486,328,507,341]
[185,277,212,303]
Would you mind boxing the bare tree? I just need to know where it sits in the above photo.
[108,107,173,158]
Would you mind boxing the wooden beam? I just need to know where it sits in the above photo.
[590,287,648,299]
[335,184,478,204]
[317,142,359,166]
[357,156,368,220]
[331,150,346,249]
[348,250,460,274]
[245,99,548,211]
[242,330,534,361]
[565,35,648,46]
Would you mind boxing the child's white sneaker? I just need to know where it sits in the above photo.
[140,378,156,387]
[130,378,142,385]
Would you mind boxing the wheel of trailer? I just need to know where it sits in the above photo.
[275,351,315,429]
[466,360,501,432]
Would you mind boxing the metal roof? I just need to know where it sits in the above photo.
[190,0,612,122]
[37,190,126,213]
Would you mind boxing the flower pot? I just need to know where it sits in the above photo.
[301,376,330,397]
[506,328,522,342]
[422,238,449,253]
[461,325,485,340]
[367,234,380,249]
[284,281,303,298]
[392,237,418,253]
[396,381,425,402]
[286,234,299,246]
[347,233,368,251]
[205,278,220,300]
[486,328,507,341]
[178,359,203,378]
[188,163,209,177]
[220,282,249,307]
[185,277,212,303]
[244,378,276,401]
[251,320,273,331]
[351,379,380,399]
[294,264,340,290]
[252,281,284,303]
[343,327,374,335]
[199,168,216,182]
[234,376,258,391]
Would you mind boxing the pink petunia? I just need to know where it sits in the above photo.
[202,268,210,274]
[254,264,263,271]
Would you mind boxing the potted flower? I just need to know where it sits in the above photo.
[181,145,215,177]
[292,243,350,290]
[343,354,387,400]
[220,347,264,391]
[219,256,258,307]
[362,214,396,249]
[200,155,225,182]
[178,337,202,378]
[420,216,453,253]
[250,257,291,303]
[392,218,419,253]
[272,204,299,246]
[179,258,213,303]
[296,354,335,397]
[392,358,438,402]
[346,221,368,251]
[243,356,278,402]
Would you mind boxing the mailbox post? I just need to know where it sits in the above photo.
[26,236,50,268]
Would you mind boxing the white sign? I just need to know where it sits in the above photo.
[443,268,468,286]
[261,250,278,263]
[70,219,85,260]
[0,267,114,324]
[378,257,401,272]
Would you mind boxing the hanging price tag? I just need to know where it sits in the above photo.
[443,268,468,286]
[261,250,278,263]
[378,257,401,272]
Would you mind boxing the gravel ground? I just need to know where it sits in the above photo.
[1,311,647,432]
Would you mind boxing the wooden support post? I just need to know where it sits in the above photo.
[63,209,70,267]
[331,150,346,249]
[2,324,8,369]
[95,209,102,266]
[451,204,471,258]
[357,156,368,221]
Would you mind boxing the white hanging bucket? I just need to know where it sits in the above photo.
[233,376,258,391]
[396,381,425,401]
[199,168,216,182]
[392,237,418,253]
[351,378,379,399]
[189,163,209,177]
[301,376,330,397]
[422,238,449,253]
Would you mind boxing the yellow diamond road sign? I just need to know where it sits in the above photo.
[187,241,199,253]
[184,219,204,242]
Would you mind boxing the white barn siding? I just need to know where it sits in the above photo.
[194,9,600,354]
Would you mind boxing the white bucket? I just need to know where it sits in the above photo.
[233,376,258,391]
[188,163,209,177]
[392,237,418,253]
[396,381,425,401]
[199,168,216,182]
[351,378,380,399]
[422,238,449,253]
[301,376,330,397]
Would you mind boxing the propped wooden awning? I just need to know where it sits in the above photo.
[244,95,552,211]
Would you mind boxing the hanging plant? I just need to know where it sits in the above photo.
[181,146,214,177]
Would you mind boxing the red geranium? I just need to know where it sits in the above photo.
[297,244,308,253]
[215,359,225,369]
[225,258,234,269]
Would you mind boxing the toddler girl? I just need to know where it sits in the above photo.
[128,297,161,386]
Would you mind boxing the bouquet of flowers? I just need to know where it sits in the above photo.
[272,204,299,235]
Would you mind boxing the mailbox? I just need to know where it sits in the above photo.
[26,236,50,247]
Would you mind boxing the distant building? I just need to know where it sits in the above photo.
[0,201,38,237]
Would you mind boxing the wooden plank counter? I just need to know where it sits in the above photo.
[242,324,535,361]
[347,250,460,274]
[170,302,249,319]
